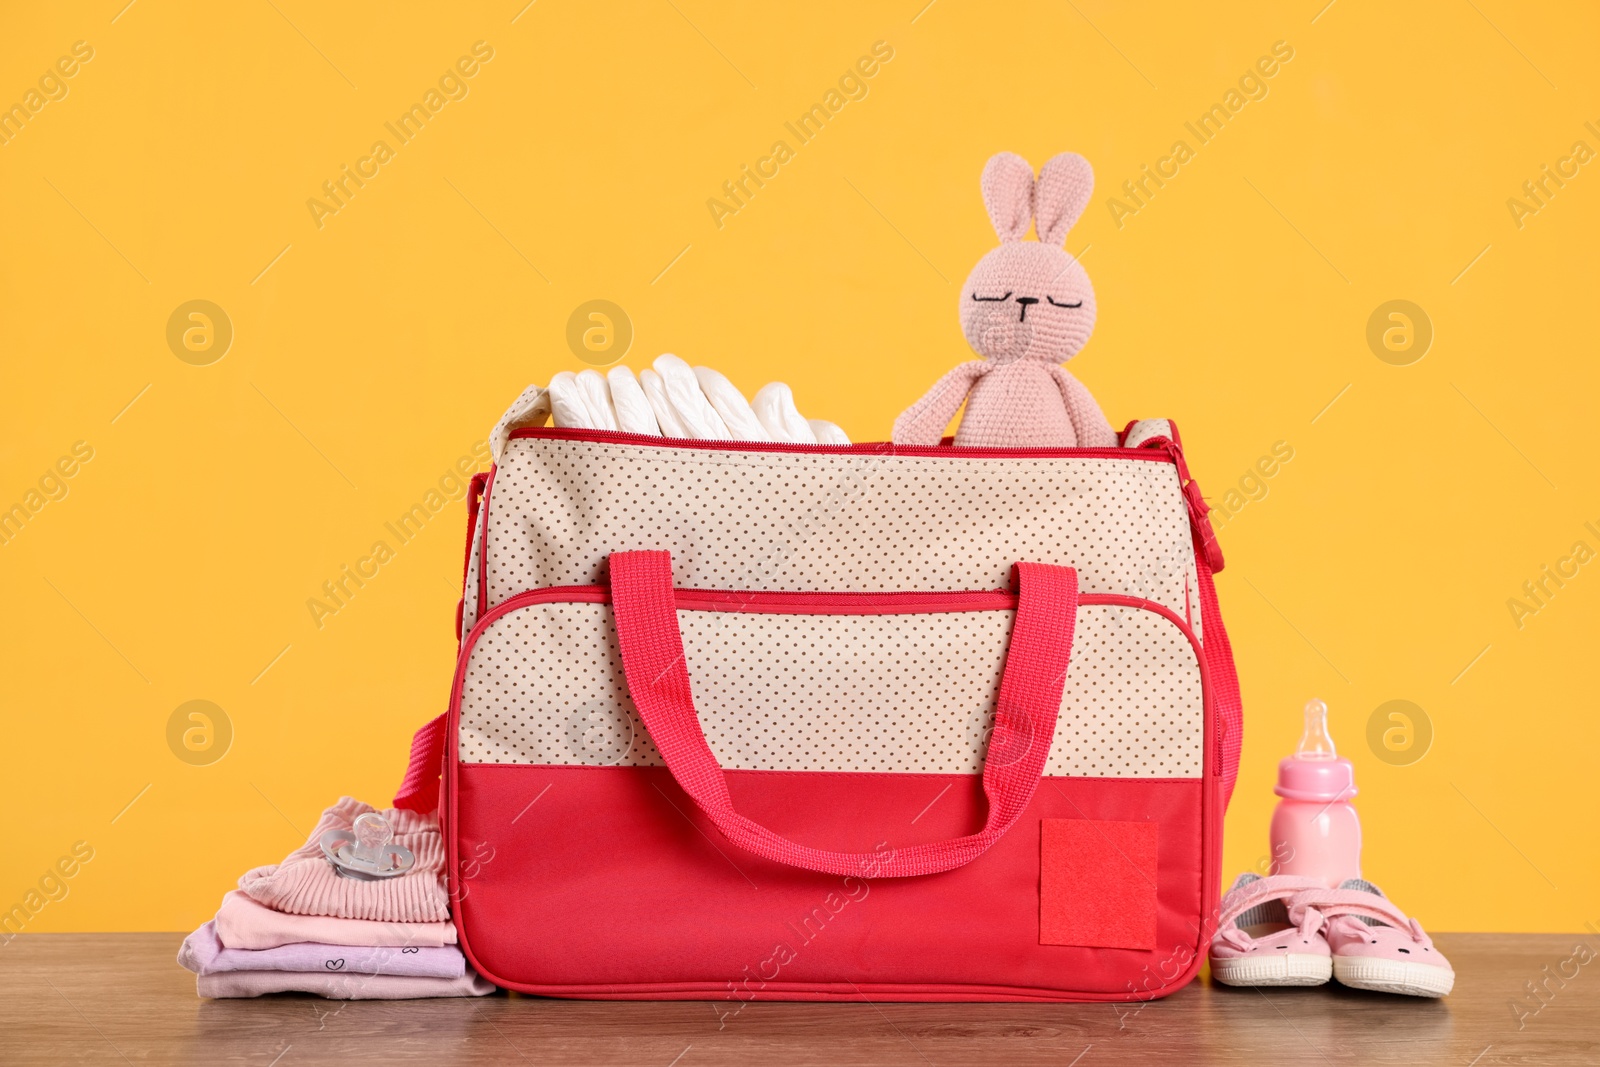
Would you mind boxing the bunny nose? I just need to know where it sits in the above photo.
[1014,296,1039,321]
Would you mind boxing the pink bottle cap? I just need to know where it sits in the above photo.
[1275,756,1357,802]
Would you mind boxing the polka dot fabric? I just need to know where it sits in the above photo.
[480,436,1203,640]
[458,598,1204,778]
[1123,419,1174,449]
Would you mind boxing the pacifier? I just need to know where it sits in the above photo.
[319,811,416,880]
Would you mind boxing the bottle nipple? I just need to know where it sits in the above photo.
[1295,698,1337,761]
[1276,698,1355,800]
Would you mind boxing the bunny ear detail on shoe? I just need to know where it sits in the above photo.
[1034,152,1094,247]
[981,152,1036,243]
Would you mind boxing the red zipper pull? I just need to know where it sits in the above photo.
[1183,475,1226,573]
[1175,452,1226,574]
[1137,432,1226,574]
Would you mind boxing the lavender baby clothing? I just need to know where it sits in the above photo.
[197,969,494,1000]
[179,921,466,979]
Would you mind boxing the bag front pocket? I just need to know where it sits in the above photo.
[455,577,1207,783]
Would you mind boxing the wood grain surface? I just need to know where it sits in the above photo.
[1,933,1597,1065]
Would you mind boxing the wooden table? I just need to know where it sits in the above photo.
[2,933,1595,1065]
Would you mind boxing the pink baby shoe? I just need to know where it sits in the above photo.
[1289,879,1454,998]
[1209,873,1333,987]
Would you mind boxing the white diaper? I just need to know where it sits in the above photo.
[606,366,661,436]
[542,358,850,445]
[752,383,817,444]
[694,367,770,441]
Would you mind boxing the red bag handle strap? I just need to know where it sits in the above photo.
[394,712,447,813]
[608,550,1080,878]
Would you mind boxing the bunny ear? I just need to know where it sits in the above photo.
[981,152,1036,243]
[1034,153,1094,247]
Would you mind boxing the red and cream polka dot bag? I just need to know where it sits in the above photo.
[394,386,1242,1003]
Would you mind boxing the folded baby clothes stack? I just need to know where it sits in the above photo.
[179,798,494,999]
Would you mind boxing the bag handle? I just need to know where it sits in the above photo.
[608,550,1080,878]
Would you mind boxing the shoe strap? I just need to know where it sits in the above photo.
[1216,875,1329,941]
[1287,889,1425,941]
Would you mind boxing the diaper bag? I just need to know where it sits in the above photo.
[394,386,1242,1003]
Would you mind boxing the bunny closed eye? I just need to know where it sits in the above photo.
[970,291,1081,308]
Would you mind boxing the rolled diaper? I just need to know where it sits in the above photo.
[808,419,851,446]
[546,371,597,430]
[575,369,619,432]
[544,362,847,445]
[654,354,731,440]
[694,367,770,441]
[606,366,661,435]
[752,383,818,444]
[639,369,690,438]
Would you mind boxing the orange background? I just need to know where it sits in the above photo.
[1,0,1595,933]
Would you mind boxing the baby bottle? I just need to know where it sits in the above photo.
[1268,698,1361,887]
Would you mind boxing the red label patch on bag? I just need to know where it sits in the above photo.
[1040,818,1159,950]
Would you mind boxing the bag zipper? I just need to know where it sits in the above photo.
[503,425,1222,570]
[507,426,1175,463]
[463,583,1206,657]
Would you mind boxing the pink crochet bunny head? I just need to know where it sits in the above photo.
[959,152,1096,365]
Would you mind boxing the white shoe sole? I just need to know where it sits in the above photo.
[1333,957,1454,997]
[1210,953,1332,987]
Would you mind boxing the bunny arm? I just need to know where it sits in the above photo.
[1047,365,1118,448]
[892,361,989,445]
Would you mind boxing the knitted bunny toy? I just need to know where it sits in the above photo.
[892,152,1117,449]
